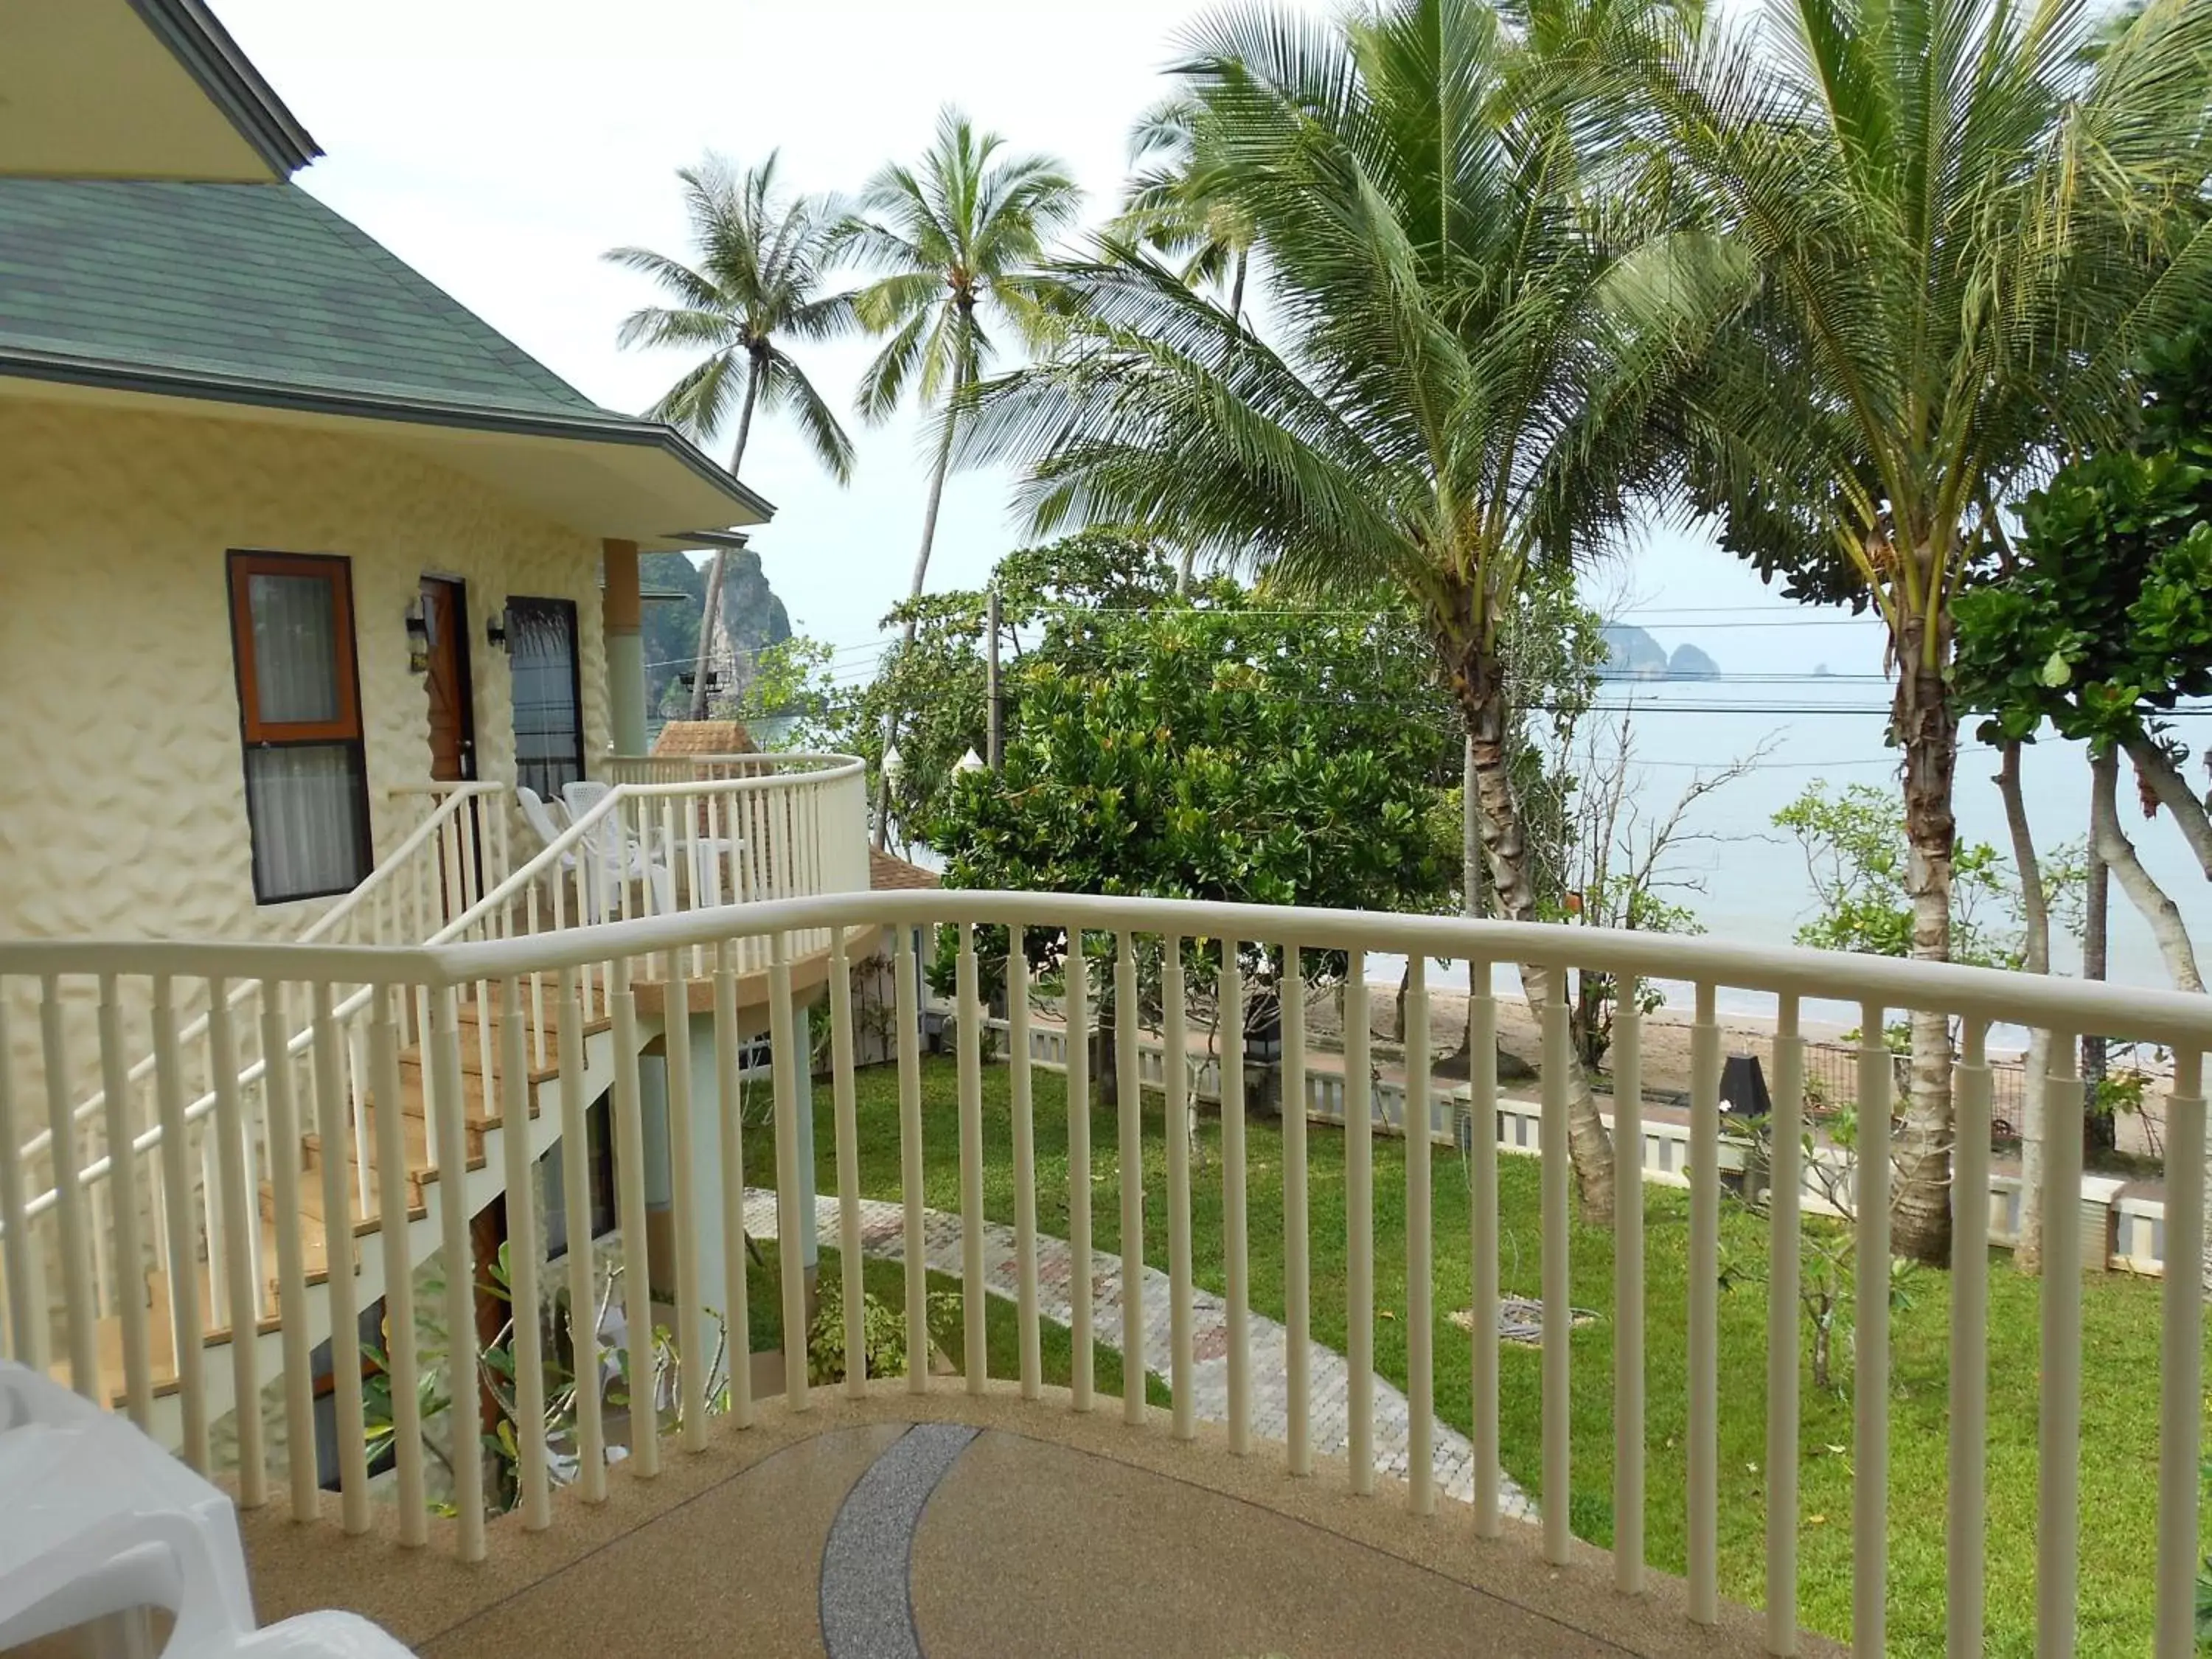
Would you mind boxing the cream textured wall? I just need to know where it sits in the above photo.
[0,394,613,1097]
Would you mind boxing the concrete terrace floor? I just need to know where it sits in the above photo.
[240,1387,1845,1659]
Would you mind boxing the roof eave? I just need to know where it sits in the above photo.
[0,345,776,527]
[125,0,323,178]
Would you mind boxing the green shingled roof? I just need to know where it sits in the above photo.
[0,178,611,420]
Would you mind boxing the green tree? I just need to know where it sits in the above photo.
[964,0,1734,1218]
[1646,0,2212,1261]
[607,153,857,718]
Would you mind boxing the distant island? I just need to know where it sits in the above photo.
[1599,622,1722,681]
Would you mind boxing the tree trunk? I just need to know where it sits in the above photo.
[1229,250,1248,323]
[2124,734,2212,879]
[2092,746,2211,1293]
[686,361,762,721]
[2092,749,2202,993]
[1460,660,1615,1222]
[1891,647,1957,1266]
[2081,779,2112,1157]
[687,549,729,720]
[1997,743,2050,1274]
[874,379,962,848]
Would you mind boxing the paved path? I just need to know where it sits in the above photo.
[742,1189,1535,1521]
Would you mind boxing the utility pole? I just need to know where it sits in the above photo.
[2081,790,2112,1155]
[986,586,1004,771]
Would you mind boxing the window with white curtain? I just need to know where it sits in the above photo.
[227,552,372,903]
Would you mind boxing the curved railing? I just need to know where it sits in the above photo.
[0,889,2206,1652]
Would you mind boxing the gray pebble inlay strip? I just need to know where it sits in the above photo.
[818,1422,980,1659]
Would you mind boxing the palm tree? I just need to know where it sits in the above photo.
[966,0,1741,1221]
[835,108,1079,839]
[607,153,856,720]
[1646,0,2212,1262]
[837,110,1080,622]
[1116,93,1256,321]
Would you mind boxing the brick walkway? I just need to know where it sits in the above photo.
[741,1189,1535,1521]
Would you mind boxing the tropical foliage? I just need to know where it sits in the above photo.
[607,153,855,717]
[1650,0,2212,1258]
[961,0,1752,1219]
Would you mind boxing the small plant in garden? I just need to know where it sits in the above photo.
[1719,1113,1919,1393]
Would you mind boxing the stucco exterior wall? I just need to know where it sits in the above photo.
[0,393,613,1099]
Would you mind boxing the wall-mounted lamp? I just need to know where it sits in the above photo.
[404,599,430,674]
[486,608,510,653]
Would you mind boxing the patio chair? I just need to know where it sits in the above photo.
[557,781,675,920]
[0,1363,414,1658]
[565,780,740,905]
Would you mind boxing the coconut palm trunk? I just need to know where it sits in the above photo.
[1892,644,1959,1263]
[686,360,764,720]
[1462,656,1615,1221]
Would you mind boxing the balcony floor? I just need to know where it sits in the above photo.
[240,1387,1842,1658]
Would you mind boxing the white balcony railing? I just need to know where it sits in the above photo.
[0,891,2204,1657]
[0,759,868,1439]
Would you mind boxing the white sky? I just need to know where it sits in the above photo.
[213,0,1885,683]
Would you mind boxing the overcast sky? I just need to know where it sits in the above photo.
[215,0,1888,686]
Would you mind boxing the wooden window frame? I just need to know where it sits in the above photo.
[226,549,373,905]
[228,550,364,744]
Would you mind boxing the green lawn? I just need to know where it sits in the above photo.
[743,1240,1170,1410]
[801,1054,2199,1658]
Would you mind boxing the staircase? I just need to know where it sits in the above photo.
[80,984,624,1453]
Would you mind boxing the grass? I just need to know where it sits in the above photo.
[743,1239,1170,1410]
[800,1054,2202,1658]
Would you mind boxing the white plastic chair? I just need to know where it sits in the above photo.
[0,1363,414,1658]
[557,781,674,920]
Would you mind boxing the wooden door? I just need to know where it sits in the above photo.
[421,577,476,781]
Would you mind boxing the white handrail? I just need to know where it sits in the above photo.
[10,764,869,1216]
[10,783,505,1167]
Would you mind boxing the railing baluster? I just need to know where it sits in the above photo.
[1615,970,1646,1593]
[609,956,661,1470]
[369,985,428,1544]
[0,1000,41,1370]
[894,928,928,1394]
[956,923,988,1394]
[1948,1018,1992,1658]
[768,935,810,1414]
[664,960,707,1449]
[712,940,754,1430]
[348,1023,373,1222]
[555,967,606,1500]
[1539,975,1571,1563]
[152,978,206,1469]
[1009,923,1042,1399]
[1116,929,1145,1426]
[1853,1001,1893,1653]
[830,929,868,1400]
[498,974,552,1525]
[39,977,100,1399]
[208,978,265,1504]
[1346,968,1374,1495]
[97,977,153,1427]
[1470,964,1500,1534]
[2036,1025,2082,1655]
[202,1125,226,1332]
[430,984,486,1557]
[1065,926,1094,1413]
[2156,1048,2206,1658]
[1688,982,1722,1621]
[1164,934,1194,1440]
[258,981,316,1517]
[1283,944,1310,1475]
[414,986,437,1174]
[1220,942,1248,1455]
[1767,995,1803,1651]
[312,984,370,1534]
[1404,954,1433,1515]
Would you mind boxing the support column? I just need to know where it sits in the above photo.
[602,538,647,757]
